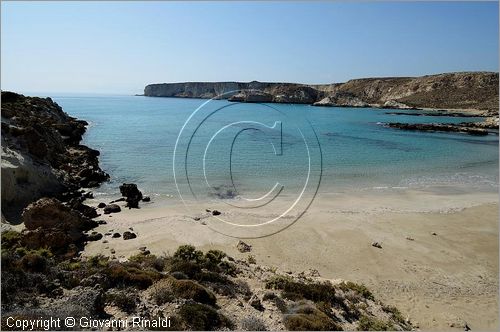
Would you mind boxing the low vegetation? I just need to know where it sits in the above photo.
[1,231,412,331]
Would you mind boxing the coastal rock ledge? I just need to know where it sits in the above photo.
[1,91,109,222]
[144,72,499,113]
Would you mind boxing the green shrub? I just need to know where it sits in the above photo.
[266,276,337,304]
[1,230,21,249]
[265,275,294,289]
[247,255,256,264]
[178,303,233,330]
[105,262,161,289]
[20,253,47,272]
[382,305,405,324]
[204,249,226,266]
[173,245,204,263]
[218,260,238,276]
[240,316,267,331]
[105,290,138,313]
[284,304,342,331]
[171,279,216,306]
[87,255,109,269]
[357,315,394,331]
[129,253,167,271]
[196,271,229,284]
[168,260,202,279]
[149,280,175,305]
[14,247,28,257]
[339,281,374,301]
[58,260,82,271]
[170,271,188,280]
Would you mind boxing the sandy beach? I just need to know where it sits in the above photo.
[84,189,499,330]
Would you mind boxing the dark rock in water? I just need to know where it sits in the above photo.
[142,196,151,202]
[237,240,252,253]
[212,210,221,216]
[103,204,121,214]
[386,122,489,136]
[86,232,103,241]
[97,202,106,208]
[123,231,137,240]
[119,183,143,208]
[112,233,121,238]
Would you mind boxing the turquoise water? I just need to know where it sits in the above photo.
[49,95,498,200]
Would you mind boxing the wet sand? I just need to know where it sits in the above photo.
[84,190,499,330]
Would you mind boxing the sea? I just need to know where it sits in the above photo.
[43,94,498,203]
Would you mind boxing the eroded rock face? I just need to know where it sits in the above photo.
[20,197,97,254]
[22,198,95,231]
[1,92,109,221]
[145,72,499,112]
[313,93,369,107]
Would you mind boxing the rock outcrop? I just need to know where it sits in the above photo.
[1,92,109,221]
[144,72,499,113]
[385,122,491,136]
[119,183,143,208]
[20,197,97,255]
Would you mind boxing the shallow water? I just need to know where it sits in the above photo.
[49,94,498,201]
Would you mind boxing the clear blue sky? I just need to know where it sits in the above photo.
[1,1,498,94]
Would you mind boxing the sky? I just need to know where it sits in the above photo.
[1,1,498,94]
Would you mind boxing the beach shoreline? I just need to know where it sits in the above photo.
[83,189,499,330]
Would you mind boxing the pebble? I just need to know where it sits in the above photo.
[371,242,382,249]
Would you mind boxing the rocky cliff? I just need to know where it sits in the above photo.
[1,91,109,222]
[144,72,499,113]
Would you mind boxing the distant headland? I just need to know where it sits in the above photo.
[144,71,499,114]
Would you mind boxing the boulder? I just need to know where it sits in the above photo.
[237,240,252,253]
[103,204,121,214]
[67,198,98,219]
[119,183,143,208]
[22,197,96,231]
[123,231,137,240]
[86,232,103,241]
